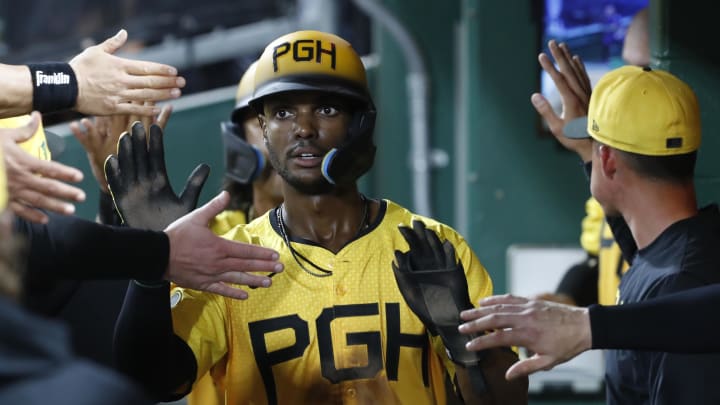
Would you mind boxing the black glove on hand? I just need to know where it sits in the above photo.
[321,110,376,186]
[104,122,210,232]
[393,220,482,366]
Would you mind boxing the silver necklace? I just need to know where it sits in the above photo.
[276,195,369,278]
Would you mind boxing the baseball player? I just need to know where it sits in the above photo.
[188,61,285,405]
[112,30,526,404]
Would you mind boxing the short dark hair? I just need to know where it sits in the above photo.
[616,148,697,183]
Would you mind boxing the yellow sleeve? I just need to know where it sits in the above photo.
[170,286,228,382]
[580,197,605,255]
[209,209,247,236]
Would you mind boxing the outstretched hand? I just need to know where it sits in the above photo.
[532,40,593,162]
[1,112,85,223]
[69,29,185,116]
[459,294,592,380]
[104,122,208,231]
[163,191,284,300]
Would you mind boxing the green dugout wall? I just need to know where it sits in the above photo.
[370,0,589,293]
[53,0,720,298]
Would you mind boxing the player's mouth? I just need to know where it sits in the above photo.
[288,147,325,168]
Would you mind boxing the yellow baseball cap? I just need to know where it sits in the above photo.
[564,66,701,156]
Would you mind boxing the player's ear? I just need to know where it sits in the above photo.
[598,144,617,179]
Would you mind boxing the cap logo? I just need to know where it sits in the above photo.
[272,39,337,72]
[666,137,683,148]
[592,120,599,132]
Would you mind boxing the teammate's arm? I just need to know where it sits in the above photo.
[590,283,720,352]
[15,212,168,281]
[458,283,720,379]
[0,30,183,118]
[114,281,197,401]
[14,193,282,299]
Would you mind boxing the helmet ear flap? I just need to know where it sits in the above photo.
[321,109,376,185]
[220,121,265,184]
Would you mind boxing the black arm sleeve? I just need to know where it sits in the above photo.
[555,255,599,307]
[589,284,720,352]
[15,212,168,281]
[98,190,124,226]
[113,282,197,401]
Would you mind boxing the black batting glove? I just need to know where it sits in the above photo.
[104,122,210,232]
[393,220,484,367]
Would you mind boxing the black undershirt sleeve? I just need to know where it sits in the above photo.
[15,212,169,281]
[113,282,197,401]
[589,284,720,352]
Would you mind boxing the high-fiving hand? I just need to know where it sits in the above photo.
[69,29,185,117]
[104,122,209,231]
[459,294,592,380]
[531,40,594,162]
[1,112,85,223]
[393,220,487,392]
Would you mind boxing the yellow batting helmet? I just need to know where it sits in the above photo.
[250,30,373,107]
[230,61,259,124]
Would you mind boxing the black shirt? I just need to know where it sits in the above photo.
[0,296,150,404]
[12,211,169,369]
[604,205,720,405]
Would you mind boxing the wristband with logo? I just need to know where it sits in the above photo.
[27,63,78,113]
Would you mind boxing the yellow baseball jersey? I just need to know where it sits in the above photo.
[580,197,604,256]
[210,209,249,236]
[0,115,51,161]
[187,209,249,405]
[171,199,493,405]
[597,219,629,305]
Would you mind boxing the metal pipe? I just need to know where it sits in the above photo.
[115,17,298,69]
[352,0,432,217]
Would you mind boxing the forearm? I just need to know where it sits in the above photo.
[0,64,33,118]
[114,281,197,400]
[590,284,720,352]
[17,213,168,281]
